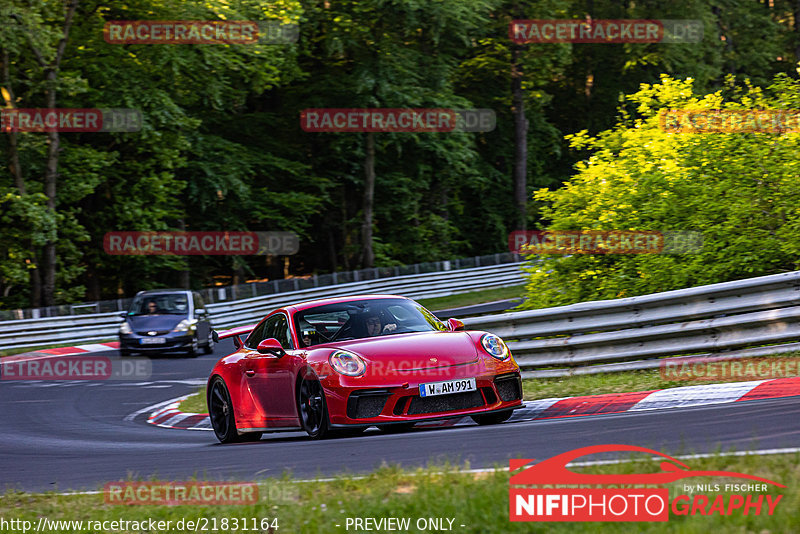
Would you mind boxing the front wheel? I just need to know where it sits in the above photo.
[470,409,513,426]
[209,378,243,443]
[297,376,330,439]
[203,331,215,354]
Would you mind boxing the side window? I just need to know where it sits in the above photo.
[267,314,294,349]
[245,319,270,349]
[246,314,294,350]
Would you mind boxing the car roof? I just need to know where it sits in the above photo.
[286,294,411,313]
[135,288,191,296]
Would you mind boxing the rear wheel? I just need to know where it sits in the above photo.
[209,378,246,443]
[297,376,329,439]
[470,409,513,426]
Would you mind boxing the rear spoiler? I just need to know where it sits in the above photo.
[212,324,256,347]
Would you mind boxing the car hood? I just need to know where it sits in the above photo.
[126,315,185,331]
[315,331,479,368]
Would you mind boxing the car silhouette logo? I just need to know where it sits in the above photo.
[509,444,785,487]
[430,357,438,363]
[148,331,157,336]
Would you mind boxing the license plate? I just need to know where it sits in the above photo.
[140,337,166,345]
[419,378,476,397]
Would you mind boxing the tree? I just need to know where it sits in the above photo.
[521,74,800,309]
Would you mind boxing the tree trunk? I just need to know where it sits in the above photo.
[361,132,376,268]
[327,224,337,272]
[30,252,42,308]
[42,68,59,306]
[26,0,80,306]
[178,219,190,288]
[511,45,528,231]
[794,0,800,61]
[1,48,24,195]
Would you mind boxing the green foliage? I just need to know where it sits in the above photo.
[2,0,800,307]
[522,74,800,308]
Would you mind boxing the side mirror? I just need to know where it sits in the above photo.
[447,318,465,331]
[257,338,285,357]
[211,330,220,343]
[233,335,243,349]
[119,311,128,318]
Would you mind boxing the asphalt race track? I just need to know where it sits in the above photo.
[2,339,800,493]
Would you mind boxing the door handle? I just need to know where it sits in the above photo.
[245,369,255,377]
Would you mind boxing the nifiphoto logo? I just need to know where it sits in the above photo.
[509,444,784,522]
[510,19,703,44]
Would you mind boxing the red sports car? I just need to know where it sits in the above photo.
[207,294,523,443]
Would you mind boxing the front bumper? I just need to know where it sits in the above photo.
[119,332,194,353]
[322,368,523,426]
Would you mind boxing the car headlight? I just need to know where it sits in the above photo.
[481,333,509,360]
[173,319,197,332]
[329,350,366,377]
[119,322,132,335]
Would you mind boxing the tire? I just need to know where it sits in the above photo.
[203,330,215,354]
[297,376,330,439]
[470,409,513,426]
[208,378,243,443]
[377,423,415,434]
[186,336,200,358]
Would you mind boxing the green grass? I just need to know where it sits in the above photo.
[179,389,207,413]
[2,453,796,533]
[417,284,525,311]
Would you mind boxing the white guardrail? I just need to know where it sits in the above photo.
[465,270,800,378]
[5,266,800,377]
[0,263,524,351]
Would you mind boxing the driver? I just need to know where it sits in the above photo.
[146,299,159,314]
[364,312,397,337]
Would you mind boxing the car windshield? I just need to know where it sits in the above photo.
[129,293,189,315]
[294,298,446,347]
